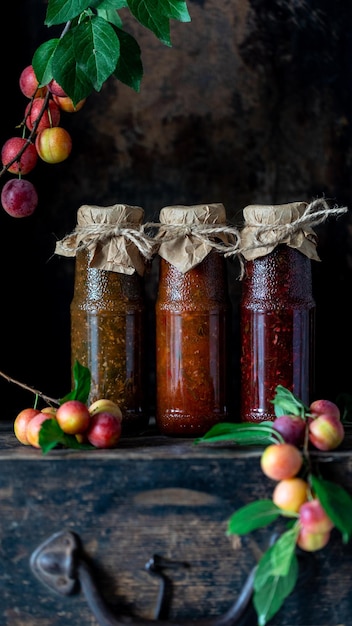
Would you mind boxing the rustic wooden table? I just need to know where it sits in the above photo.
[0,422,351,626]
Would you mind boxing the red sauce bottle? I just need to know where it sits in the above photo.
[240,202,318,422]
[155,204,231,436]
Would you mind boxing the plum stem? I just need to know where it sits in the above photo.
[0,90,51,178]
[0,368,60,406]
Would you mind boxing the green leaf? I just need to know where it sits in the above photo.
[46,0,92,26]
[253,527,299,625]
[271,385,309,418]
[194,421,283,446]
[96,0,127,9]
[255,526,299,589]
[98,7,123,27]
[227,500,281,535]
[50,28,95,104]
[32,39,60,86]
[157,0,191,22]
[311,474,352,543]
[254,551,298,625]
[73,17,120,90]
[60,361,91,404]
[113,27,143,91]
[47,17,120,102]
[127,0,190,46]
[38,419,63,453]
[269,526,300,577]
[38,418,94,454]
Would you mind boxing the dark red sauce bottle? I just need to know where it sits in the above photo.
[240,202,317,422]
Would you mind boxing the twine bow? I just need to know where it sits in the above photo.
[56,222,157,262]
[233,198,348,278]
[239,198,348,252]
[148,220,242,255]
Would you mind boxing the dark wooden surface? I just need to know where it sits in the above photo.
[0,423,352,626]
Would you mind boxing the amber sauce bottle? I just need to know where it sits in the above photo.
[67,204,149,436]
[155,204,231,436]
[240,203,317,422]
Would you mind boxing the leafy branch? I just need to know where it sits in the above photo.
[32,0,191,106]
[0,0,191,182]
[196,385,352,625]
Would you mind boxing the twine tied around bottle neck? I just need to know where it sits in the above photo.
[56,222,157,262]
[150,220,241,253]
[55,198,348,276]
[149,222,241,273]
[242,199,347,247]
[147,202,242,273]
[236,198,348,278]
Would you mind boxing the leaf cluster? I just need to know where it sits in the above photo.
[227,474,352,625]
[271,384,309,418]
[32,0,191,105]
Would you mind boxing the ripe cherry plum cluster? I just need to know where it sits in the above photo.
[260,397,343,552]
[14,398,122,449]
[272,398,344,450]
[1,65,86,218]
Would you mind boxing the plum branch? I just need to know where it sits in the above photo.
[0,89,51,179]
[0,368,60,406]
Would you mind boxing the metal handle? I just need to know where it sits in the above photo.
[30,530,256,626]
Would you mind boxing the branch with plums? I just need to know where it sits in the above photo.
[0,0,191,217]
[196,385,352,625]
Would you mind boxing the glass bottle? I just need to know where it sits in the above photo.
[155,204,232,436]
[239,202,317,422]
[58,204,149,436]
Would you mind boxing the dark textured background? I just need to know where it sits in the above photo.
[0,0,351,419]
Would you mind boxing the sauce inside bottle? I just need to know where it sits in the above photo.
[71,250,147,434]
[156,210,231,437]
[240,204,317,422]
[59,203,150,436]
